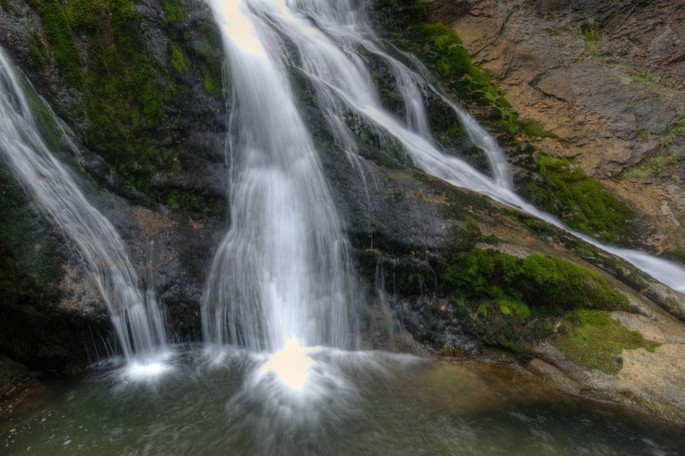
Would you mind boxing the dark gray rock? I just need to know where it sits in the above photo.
[0,355,29,397]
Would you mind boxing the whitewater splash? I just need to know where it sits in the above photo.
[214,0,684,294]
[0,48,167,360]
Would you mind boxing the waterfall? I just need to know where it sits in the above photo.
[0,48,167,360]
[201,0,359,351]
[209,0,683,294]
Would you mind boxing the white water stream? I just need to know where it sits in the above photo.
[201,0,359,351]
[0,49,167,360]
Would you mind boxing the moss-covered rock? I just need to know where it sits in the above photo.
[25,0,83,86]
[25,0,168,190]
[420,248,628,355]
[170,42,190,74]
[161,0,184,23]
[443,249,629,312]
[18,0,227,215]
[553,310,659,374]
[523,154,633,244]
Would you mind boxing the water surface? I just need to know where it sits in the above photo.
[2,347,683,455]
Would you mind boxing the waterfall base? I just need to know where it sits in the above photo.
[2,346,683,455]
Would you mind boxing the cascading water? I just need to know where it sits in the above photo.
[3,3,685,454]
[236,0,685,294]
[201,0,684,360]
[201,0,359,352]
[0,48,167,361]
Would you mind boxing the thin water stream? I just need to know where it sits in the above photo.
[0,49,167,360]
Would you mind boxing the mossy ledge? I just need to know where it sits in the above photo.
[522,154,633,244]
[442,249,629,314]
[395,248,632,358]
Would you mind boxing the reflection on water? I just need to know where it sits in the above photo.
[2,346,684,455]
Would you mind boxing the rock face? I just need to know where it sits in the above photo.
[0,0,684,424]
[449,0,685,255]
[426,0,685,422]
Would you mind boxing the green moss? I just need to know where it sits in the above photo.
[518,255,628,309]
[554,310,659,374]
[438,249,629,357]
[27,32,49,69]
[26,0,83,86]
[197,21,223,53]
[161,189,223,217]
[622,155,679,180]
[64,0,108,32]
[670,113,685,137]
[573,243,596,258]
[443,249,628,313]
[630,68,659,89]
[200,64,219,97]
[192,21,224,99]
[635,128,653,143]
[477,302,489,319]
[161,0,184,23]
[498,299,531,320]
[170,43,190,74]
[582,28,601,56]
[28,0,173,193]
[166,191,180,211]
[521,118,555,139]
[525,154,632,243]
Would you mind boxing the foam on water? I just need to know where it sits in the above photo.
[257,338,314,391]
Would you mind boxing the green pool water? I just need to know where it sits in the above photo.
[2,347,683,455]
